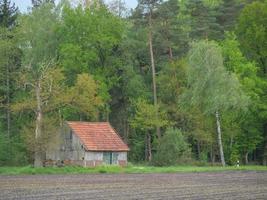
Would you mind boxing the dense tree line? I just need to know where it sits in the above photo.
[0,0,266,167]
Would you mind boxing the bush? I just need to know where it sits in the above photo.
[152,128,191,166]
[0,134,28,166]
[229,147,240,166]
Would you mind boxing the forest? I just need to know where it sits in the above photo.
[0,0,266,167]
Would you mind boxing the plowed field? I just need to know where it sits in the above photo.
[0,171,266,199]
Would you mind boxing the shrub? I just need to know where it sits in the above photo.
[229,147,240,166]
[152,128,191,166]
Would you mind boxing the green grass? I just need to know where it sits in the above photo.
[0,165,266,175]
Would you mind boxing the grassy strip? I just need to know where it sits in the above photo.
[0,165,266,175]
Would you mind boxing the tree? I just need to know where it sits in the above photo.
[236,1,267,73]
[184,40,248,166]
[63,73,103,120]
[130,98,168,161]
[0,0,19,139]
[13,69,103,164]
[135,0,162,138]
[16,3,61,167]
[16,4,104,167]
[59,4,124,120]
[31,0,54,8]
[221,32,266,164]
[217,0,246,32]
[0,0,18,28]
[236,1,267,164]
[153,128,191,166]
[107,0,129,17]
[179,0,223,40]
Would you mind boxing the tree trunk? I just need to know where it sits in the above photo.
[230,135,233,150]
[34,79,43,167]
[148,8,160,139]
[245,151,249,165]
[123,118,129,143]
[168,47,173,60]
[215,111,226,167]
[211,145,215,164]
[6,63,10,139]
[197,140,201,160]
[145,132,152,162]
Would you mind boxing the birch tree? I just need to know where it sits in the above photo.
[184,40,248,166]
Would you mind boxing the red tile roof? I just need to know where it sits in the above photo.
[67,121,129,152]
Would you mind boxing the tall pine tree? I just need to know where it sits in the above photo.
[0,0,19,138]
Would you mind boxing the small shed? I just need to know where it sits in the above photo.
[46,121,129,167]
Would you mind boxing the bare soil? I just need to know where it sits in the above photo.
[0,171,266,200]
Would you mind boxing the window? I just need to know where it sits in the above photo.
[103,152,111,165]
[103,152,118,165]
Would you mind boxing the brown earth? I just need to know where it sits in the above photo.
[0,171,266,200]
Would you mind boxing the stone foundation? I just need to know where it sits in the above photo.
[44,159,127,167]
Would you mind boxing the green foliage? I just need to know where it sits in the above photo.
[236,1,267,72]
[202,0,223,8]
[128,132,145,162]
[229,146,240,165]
[0,134,28,166]
[18,3,59,73]
[236,2,267,164]
[221,32,262,96]
[63,73,103,120]
[158,60,187,106]
[130,98,169,131]
[58,4,126,121]
[0,0,267,167]
[221,33,266,163]
[153,128,191,166]
[0,0,18,28]
[180,0,223,40]
[59,4,124,78]
[0,133,10,165]
[184,40,248,114]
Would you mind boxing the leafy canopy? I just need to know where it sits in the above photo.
[183,40,248,114]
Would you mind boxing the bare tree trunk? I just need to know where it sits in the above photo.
[168,47,173,60]
[6,64,10,139]
[230,135,233,150]
[145,132,152,162]
[148,9,160,139]
[34,79,43,167]
[197,140,201,160]
[245,151,249,165]
[106,109,109,122]
[215,111,226,167]
[123,118,129,143]
[211,145,215,164]
[146,133,152,162]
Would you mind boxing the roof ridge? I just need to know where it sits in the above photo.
[67,121,110,124]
